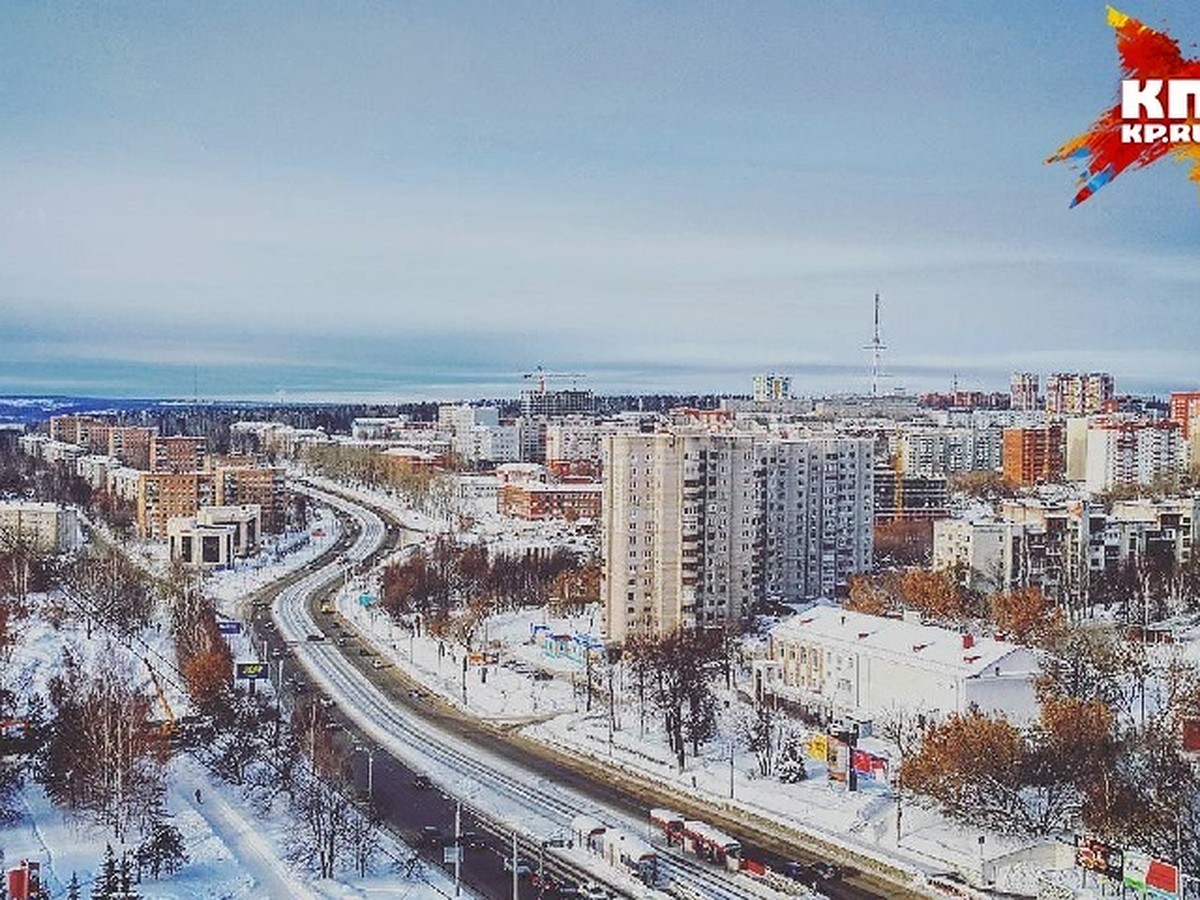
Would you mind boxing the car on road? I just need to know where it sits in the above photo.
[357,648,373,657]
[531,669,554,681]
[418,826,444,847]
[578,883,611,899]
[412,773,433,790]
[785,860,843,886]
[502,857,534,878]
[459,830,484,849]
[810,861,843,881]
[371,658,389,669]
[305,632,326,642]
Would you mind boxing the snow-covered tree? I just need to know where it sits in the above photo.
[135,821,188,879]
[776,734,807,784]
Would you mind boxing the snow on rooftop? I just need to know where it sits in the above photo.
[771,606,1035,678]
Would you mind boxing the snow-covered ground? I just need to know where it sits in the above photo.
[335,579,1072,897]
[1,514,469,899]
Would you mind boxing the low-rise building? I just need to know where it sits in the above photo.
[498,481,601,521]
[763,606,1040,724]
[167,518,236,569]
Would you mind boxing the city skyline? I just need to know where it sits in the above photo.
[3,2,1200,401]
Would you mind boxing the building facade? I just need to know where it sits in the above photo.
[1045,372,1114,417]
[602,430,873,642]
[1002,424,1065,486]
[764,606,1040,724]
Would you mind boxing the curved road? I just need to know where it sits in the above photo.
[274,484,928,900]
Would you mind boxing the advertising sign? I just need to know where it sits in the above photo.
[218,620,243,635]
[1075,835,1123,881]
[806,733,827,762]
[1123,850,1179,898]
[235,662,269,680]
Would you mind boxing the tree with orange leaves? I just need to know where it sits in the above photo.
[988,586,1063,647]
[899,569,969,622]
[845,574,892,617]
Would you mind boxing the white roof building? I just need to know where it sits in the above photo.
[765,605,1041,724]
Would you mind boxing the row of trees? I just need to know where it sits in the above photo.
[301,444,456,517]
[379,536,594,637]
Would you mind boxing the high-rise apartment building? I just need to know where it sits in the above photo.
[1045,373,1114,417]
[1002,424,1065,486]
[1169,391,1200,437]
[762,438,874,602]
[151,435,208,473]
[1084,419,1183,493]
[601,430,872,642]
[1009,373,1039,412]
[519,387,596,463]
[752,373,792,403]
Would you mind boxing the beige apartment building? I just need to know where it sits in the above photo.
[601,430,873,642]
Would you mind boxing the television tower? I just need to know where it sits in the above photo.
[863,292,887,397]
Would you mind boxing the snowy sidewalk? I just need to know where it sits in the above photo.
[172,769,320,900]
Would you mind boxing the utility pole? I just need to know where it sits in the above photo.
[454,800,462,896]
[511,831,519,900]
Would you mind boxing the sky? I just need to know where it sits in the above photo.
[2,1,1199,402]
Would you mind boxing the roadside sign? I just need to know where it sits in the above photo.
[442,847,462,864]
[235,662,269,680]
[1076,835,1123,881]
[1123,851,1179,898]
[218,621,243,635]
[359,592,374,607]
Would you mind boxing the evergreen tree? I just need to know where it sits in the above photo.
[116,852,141,898]
[136,821,188,879]
[91,844,118,899]
[776,735,808,784]
[67,872,82,900]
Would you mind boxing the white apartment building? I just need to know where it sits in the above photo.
[932,518,1020,593]
[464,424,521,463]
[75,454,120,490]
[1046,372,1114,417]
[895,426,1002,477]
[934,496,1200,603]
[752,373,792,402]
[1084,419,1183,493]
[602,430,873,642]
[544,420,620,468]
[764,606,1040,723]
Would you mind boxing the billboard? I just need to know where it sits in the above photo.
[1123,850,1179,899]
[1075,835,1123,881]
[235,662,269,680]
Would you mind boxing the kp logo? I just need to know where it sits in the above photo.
[1048,6,1200,206]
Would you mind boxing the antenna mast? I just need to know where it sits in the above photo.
[863,292,887,397]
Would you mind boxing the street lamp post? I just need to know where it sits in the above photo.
[354,745,375,800]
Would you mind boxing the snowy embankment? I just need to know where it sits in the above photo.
[1,511,469,899]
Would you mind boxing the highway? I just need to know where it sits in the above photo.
[268,484,927,900]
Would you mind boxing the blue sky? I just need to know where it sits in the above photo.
[2,1,1199,401]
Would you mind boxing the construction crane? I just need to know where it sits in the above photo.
[521,365,586,394]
